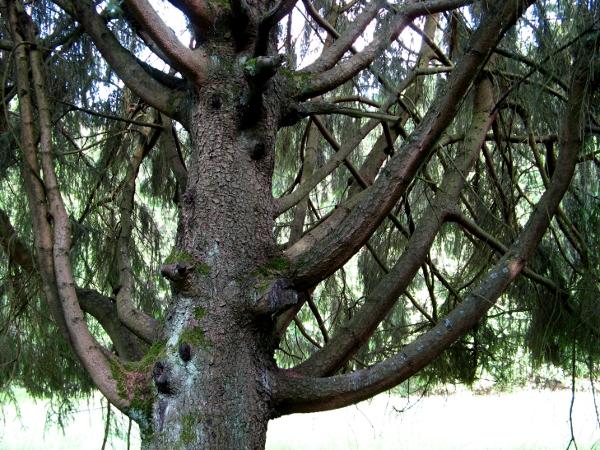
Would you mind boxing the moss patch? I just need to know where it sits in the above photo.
[108,357,154,429]
[164,249,195,265]
[164,250,211,276]
[279,68,313,93]
[194,306,207,321]
[130,385,154,422]
[178,327,211,349]
[108,358,127,400]
[196,262,211,276]
[252,256,290,277]
[208,0,229,9]
[180,413,198,445]
[124,340,167,373]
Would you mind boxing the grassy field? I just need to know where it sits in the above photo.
[1,388,598,449]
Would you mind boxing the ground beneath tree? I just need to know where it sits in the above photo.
[1,388,598,449]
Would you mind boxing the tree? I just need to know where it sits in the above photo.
[1,0,599,448]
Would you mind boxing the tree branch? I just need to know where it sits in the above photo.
[167,0,217,34]
[115,111,161,344]
[124,0,208,85]
[296,0,473,99]
[255,0,299,56]
[272,32,596,414]
[0,208,147,362]
[301,0,383,74]
[8,0,128,410]
[293,77,496,376]
[56,0,188,124]
[286,0,535,289]
[274,116,378,215]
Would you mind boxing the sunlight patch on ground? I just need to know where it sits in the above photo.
[0,389,598,449]
[267,389,600,450]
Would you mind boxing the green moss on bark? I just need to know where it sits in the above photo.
[124,340,167,372]
[178,327,211,349]
[164,250,211,276]
[180,413,198,445]
[252,255,290,277]
[194,306,206,320]
[108,358,127,399]
[164,250,195,265]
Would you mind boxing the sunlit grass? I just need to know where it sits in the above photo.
[1,388,598,449]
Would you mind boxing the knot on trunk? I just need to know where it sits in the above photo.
[160,261,194,282]
[253,278,298,315]
[178,342,192,362]
[152,361,176,395]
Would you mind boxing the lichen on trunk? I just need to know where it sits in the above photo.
[144,74,285,448]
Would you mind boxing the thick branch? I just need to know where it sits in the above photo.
[297,0,473,98]
[115,115,161,344]
[167,0,216,32]
[8,0,127,410]
[286,0,535,289]
[124,0,208,84]
[58,0,188,123]
[8,2,71,343]
[271,36,594,414]
[293,77,496,376]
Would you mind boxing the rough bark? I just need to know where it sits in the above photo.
[143,65,288,448]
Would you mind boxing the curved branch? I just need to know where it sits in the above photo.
[272,36,595,414]
[8,3,71,343]
[56,0,188,124]
[8,0,127,410]
[115,114,161,344]
[166,0,217,33]
[0,209,147,362]
[124,0,208,85]
[293,77,496,376]
[274,116,378,215]
[301,0,384,74]
[255,0,299,55]
[286,0,535,289]
[447,211,568,296]
[297,0,473,99]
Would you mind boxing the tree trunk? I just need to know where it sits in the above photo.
[144,81,282,448]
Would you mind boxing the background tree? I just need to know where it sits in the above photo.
[1,0,599,448]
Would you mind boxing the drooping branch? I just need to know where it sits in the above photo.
[0,209,35,273]
[275,116,378,215]
[272,48,594,410]
[447,211,569,296]
[255,0,299,56]
[286,0,536,289]
[292,76,496,377]
[124,0,208,85]
[0,208,147,362]
[296,0,474,99]
[160,114,188,194]
[349,14,439,197]
[300,0,384,74]
[7,0,128,410]
[288,119,318,245]
[53,0,188,124]
[115,112,161,344]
